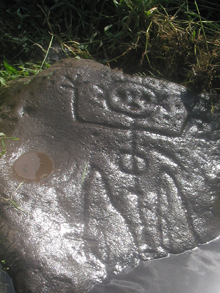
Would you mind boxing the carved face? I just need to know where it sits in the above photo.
[108,82,157,117]
[75,79,187,134]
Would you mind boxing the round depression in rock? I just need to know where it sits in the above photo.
[13,152,53,180]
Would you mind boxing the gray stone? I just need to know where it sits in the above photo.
[0,59,220,292]
[0,265,15,293]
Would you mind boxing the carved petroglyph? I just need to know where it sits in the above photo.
[55,72,199,261]
[83,167,134,266]
[53,63,220,269]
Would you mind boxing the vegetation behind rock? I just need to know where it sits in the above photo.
[0,0,220,109]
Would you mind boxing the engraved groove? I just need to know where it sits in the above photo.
[159,167,197,245]
[83,163,142,250]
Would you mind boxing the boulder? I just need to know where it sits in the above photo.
[0,59,220,292]
[0,265,15,293]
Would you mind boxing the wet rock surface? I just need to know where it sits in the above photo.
[0,59,220,292]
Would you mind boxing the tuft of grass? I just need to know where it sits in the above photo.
[0,60,50,87]
[0,181,27,214]
[142,1,220,97]
[0,133,19,157]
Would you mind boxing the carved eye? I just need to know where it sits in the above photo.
[111,88,128,104]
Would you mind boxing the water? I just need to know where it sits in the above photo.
[90,237,220,293]
[13,152,53,181]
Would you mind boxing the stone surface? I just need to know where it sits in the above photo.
[0,265,15,293]
[0,59,220,292]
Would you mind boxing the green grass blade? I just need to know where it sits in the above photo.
[3,61,18,75]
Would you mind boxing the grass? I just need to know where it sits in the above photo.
[81,163,88,185]
[0,0,220,109]
[0,60,50,86]
[0,133,19,156]
[0,133,25,214]
[1,260,9,272]
[0,181,26,214]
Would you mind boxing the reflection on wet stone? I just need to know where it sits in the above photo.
[13,152,53,180]
[0,59,220,293]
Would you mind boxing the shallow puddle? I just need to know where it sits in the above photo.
[13,152,53,180]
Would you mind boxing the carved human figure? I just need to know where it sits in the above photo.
[72,78,197,261]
